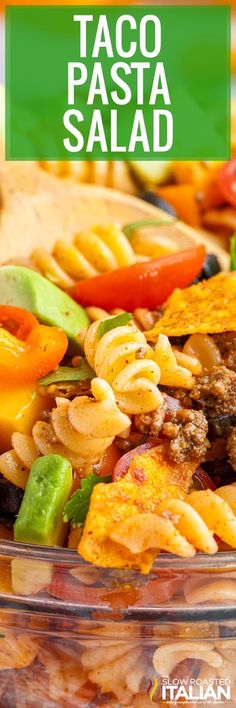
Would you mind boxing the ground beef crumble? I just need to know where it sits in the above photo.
[227,427,236,472]
[190,365,236,418]
[212,332,236,372]
[162,408,209,463]
[134,397,167,436]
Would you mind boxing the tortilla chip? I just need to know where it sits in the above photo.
[146,273,236,342]
[79,445,197,573]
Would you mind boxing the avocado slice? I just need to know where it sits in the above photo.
[129,160,173,185]
[14,454,73,546]
[0,266,89,351]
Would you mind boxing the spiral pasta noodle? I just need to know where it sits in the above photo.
[81,641,143,705]
[111,486,236,559]
[83,319,163,414]
[86,307,202,376]
[31,223,176,290]
[31,225,136,289]
[184,576,236,605]
[0,379,130,484]
[83,319,197,413]
[153,641,223,678]
[0,434,39,489]
[154,333,196,387]
[39,159,137,193]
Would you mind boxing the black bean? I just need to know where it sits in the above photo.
[0,476,24,515]
[203,460,236,488]
[193,254,221,284]
[208,414,236,440]
[139,191,176,216]
[0,513,14,529]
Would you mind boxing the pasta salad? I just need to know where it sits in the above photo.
[0,222,235,577]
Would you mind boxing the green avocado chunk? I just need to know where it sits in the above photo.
[0,266,89,351]
[14,455,73,546]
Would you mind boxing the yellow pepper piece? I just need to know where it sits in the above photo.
[0,383,51,452]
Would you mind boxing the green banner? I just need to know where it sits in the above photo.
[6,5,230,160]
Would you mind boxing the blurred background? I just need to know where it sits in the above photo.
[1,0,236,255]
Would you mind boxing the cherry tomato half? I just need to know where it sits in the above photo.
[218,160,236,208]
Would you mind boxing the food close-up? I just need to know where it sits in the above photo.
[1,2,236,707]
[0,155,234,706]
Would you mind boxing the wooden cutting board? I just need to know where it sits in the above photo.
[0,157,229,268]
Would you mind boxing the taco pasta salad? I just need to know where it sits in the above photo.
[0,219,236,707]
[0,221,234,575]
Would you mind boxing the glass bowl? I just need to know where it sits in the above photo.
[0,541,236,706]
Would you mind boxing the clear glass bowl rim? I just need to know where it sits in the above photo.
[1,539,236,569]
[1,541,236,620]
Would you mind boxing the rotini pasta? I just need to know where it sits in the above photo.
[184,576,236,605]
[0,379,130,483]
[40,644,88,703]
[31,225,136,288]
[0,633,40,670]
[81,641,139,671]
[154,333,195,388]
[187,489,236,548]
[31,222,176,290]
[11,557,53,596]
[39,159,137,193]
[104,485,236,562]
[83,319,163,414]
[110,509,216,559]
[152,641,223,677]
[33,378,130,470]
[82,643,143,705]
[86,307,201,372]
[84,311,200,388]
[0,434,39,489]
[197,642,236,703]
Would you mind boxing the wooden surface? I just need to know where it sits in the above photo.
[0,158,229,268]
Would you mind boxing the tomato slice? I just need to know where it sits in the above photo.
[218,160,236,208]
[74,246,205,311]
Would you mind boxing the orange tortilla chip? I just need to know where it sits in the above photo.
[79,445,197,573]
[146,273,236,342]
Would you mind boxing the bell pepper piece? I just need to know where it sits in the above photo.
[73,246,205,311]
[0,324,68,383]
[0,382,51,452]
[218,159,236,208]
[157,184,200,227]
[0,305,38,340]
